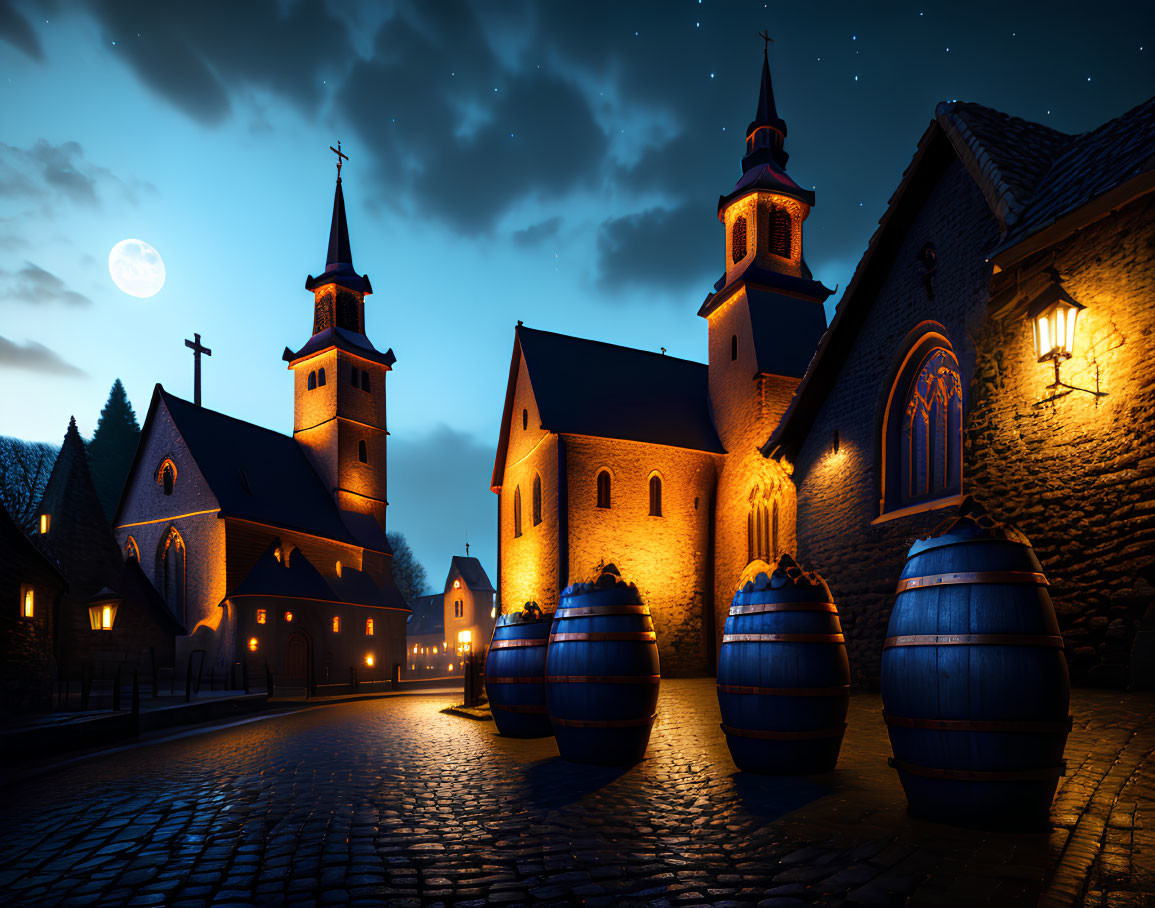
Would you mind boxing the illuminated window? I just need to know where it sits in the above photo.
[358,440,367,463]
[308,371,317,390]
[731,215,747,264]
[351,366,359,388]
[284,611,294,623]
[532,474,542,526]
[769,207,792,258]
[124,536,140,562]
[21,586,34,618]
[457,629,472,652]
[731,334,738,361]
[335,560,342,578]
[522,408,528,431]
[317,367,327,387]
[596,471,611,509]
[361,370,370,392]
[453,578,461,589]
[256,609,266,624]
[882,335,962,512]
[513,486,522,538]
[248,637,259,652]
[649,474,662,517]
[39,513,50,535]
[274,545,283,564]
[88,603,116,630]
[365,618,374,636]
[160,461,175,496]
[332,616,341,633]
[747,490,772,564]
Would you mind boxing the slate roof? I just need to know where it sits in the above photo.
[138,387,388,553]
[282,326,396,369]
[116,557,187,635]
[448,556,494,594]
[304,176,372,294]
[524,326,721,449]
[746,288,829,379]
[406,594,445,638]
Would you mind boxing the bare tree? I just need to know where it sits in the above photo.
[386,531,428,604]
[0,436,59,534]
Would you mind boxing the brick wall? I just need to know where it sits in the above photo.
[966,194,1155,686]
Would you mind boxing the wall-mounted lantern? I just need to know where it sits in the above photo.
[1028,270,1105,403]
[248,637,259,652]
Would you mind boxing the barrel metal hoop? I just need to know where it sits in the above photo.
[546,674,661,684]
[721,722,847,740]
[486,676,546,685]
[896,571,1049,594]
[718,684,850,697]
[883,634,1065,649]
[554,605,651,617]
[722,633,845,644]
[888,756,1067,782]
[551,713,657,728]
[550,632,657,643]
[883,712,1073,734]
[728,602,838,616]
[489,639,548,650]
[491,703,549,715]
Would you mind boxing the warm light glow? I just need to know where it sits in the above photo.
[256,609,266,625]
[1029,281,1084,363]
[365,618,374,636]
[39,514,49,535]
[454,578,461,589]
[413,644,419,653]
[447,663,454,672]
[335,560,342,578]
[284,611,294,623]
[432,646,438,655]
[490,606,496,619]
[248,637,259,652]
[332,616,341,633]
[365,654,375,667]
[22,588,33,618]
[274,546,283,563]
[102,604,112,630]
[457,629,473,652]
[88,603,117,630]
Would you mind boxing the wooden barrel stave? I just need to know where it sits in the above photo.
[485,611,553,738]
[546,579,660,765]
[881,504,1071,829]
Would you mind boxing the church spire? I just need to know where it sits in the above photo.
[743,38,790,172]
[305,143,371,296]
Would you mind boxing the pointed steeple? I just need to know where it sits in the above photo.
[742,45,790,172]
[326,176,353,272]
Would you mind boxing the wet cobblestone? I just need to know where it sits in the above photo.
[0,681,1152,906]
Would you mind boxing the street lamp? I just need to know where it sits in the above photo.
[1028,270,1105,403]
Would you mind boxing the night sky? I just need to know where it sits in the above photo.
[1,0,1151,590]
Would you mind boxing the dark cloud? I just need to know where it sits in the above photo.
[0,335,85,375]
[387,423,496,595]
[597,203,717,293]
[0,0,42,60]
[88,0,352,125]
[0,261,93,306]
[512,216,562,247]
[0,139,151,207]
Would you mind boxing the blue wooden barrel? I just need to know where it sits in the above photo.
[485,603,553,738]
[545,566,660,765]
[881,498,1071,829]
[717,555,850,774]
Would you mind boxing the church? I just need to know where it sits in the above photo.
[492,49,1155,684]
[111,161,409,687]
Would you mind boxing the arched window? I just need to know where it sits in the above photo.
[158,527,186,620]
[124,536,140,562]
[532,474,542,526]
[731,215,747,264]
[317,367,327,387]
[648,474,662,517]
[747,490,772,564]
[513,486,522,538]
[358,440,367,463]
[769,207,792,258]
[596,470,611,509]
[308,371,317,390]
[156,458,177,496]
[882,334,963,512]
[731,334,738,361]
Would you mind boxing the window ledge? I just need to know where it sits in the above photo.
[871,493,964,526]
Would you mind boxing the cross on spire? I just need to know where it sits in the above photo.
[465,542,470,556]
[184,332,212,407]
[329,140,348,181]
[758,30,773,54]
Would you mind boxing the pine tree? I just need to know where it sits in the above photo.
[87,379,141,521]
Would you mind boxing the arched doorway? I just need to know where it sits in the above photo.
[285,631,311,688]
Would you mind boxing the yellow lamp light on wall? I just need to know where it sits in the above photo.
[248,637,259,652]
[1028,271,1105,403]
[365,654,375,667]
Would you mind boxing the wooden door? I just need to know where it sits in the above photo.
[285,632,309,683]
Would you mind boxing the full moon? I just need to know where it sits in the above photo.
[109,238,166,298]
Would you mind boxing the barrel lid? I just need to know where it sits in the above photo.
[496,602,552,628]
[737,553,833,600]
[907,497,1033,557]
[560,562,643,606]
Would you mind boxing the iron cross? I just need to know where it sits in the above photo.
[758,30,774,53]
[184,333,212,407]
[329,140,348,180]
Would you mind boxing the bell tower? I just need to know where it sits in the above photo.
[283,147,396,532]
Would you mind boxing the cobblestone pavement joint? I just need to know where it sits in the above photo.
[0,680,1152,907]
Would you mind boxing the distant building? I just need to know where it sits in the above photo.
[404,555,496,676]
[492,47,1155,686]
[112,166,410,687]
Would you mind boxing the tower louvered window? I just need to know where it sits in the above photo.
[731,216,747,264]
[769,207,792,258]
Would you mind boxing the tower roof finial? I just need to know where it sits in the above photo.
[329,140,348,182]
[304,142,372,295]
[742,34,790,172]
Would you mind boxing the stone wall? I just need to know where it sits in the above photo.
[966,194,1155,686]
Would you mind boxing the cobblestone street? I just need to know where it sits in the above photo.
[0,680,1152,907]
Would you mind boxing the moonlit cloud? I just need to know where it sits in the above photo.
[0,335,86,376]
[0,261,93,306]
